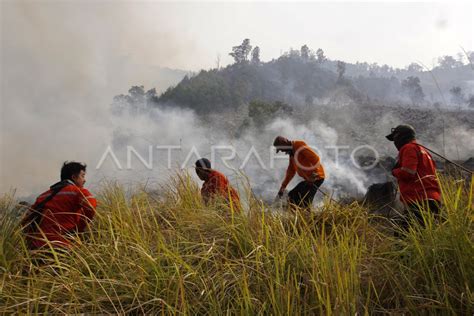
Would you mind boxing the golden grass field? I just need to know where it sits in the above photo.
[0,173,473,314]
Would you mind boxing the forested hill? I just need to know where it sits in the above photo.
[112,40,474,115]
[159,57,341,113]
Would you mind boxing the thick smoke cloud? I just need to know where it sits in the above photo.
[94,105,377,203]
[0,2,187,196]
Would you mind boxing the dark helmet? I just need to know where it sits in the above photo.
[273,136,291,153]
[195,158,211,169]
[386,124,415,141]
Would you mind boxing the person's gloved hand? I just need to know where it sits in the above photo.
[308,172,318,182]
[277,188,284,198]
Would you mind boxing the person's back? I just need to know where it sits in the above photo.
[394,141,441,204]
[202,170,240,208]
[195,158,241,211]
[22,161,97,249]
[386,125,441,231]
[274,136,325,209]
[289,140,325,181]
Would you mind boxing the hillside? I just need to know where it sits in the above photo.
[158,57,339,113]
[146,47,474,114]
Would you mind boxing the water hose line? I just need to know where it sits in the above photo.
[418,144,473,175]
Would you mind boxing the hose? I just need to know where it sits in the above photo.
[418,144,473,175]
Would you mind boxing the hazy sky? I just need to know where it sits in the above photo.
[151,0,472,70]
[2,1,472,72]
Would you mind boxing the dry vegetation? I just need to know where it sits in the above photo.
[0,173,473,314]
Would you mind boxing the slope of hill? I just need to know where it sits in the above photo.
[112,43,474,116]
[157,57,338,114]
[148,50,473,113]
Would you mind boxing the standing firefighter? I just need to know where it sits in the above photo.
[274,136,325,208]
[21,161,97,249]
[386,125,441,228]
[195,158,241,211]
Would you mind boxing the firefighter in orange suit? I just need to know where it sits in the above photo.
[274,136,325,208]
[386,125,441,227]
[195,158,241,211]
[22,162,97,249]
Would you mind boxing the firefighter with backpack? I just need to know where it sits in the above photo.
[21,161,97,250]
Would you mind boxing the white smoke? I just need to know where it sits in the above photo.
[2,1,472,203]
[0,2,187,196]
[90,106,375,204]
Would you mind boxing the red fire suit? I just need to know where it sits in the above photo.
[392,140,441,204]
[24,181,97,249]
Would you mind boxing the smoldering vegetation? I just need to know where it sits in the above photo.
[106,41,474,202]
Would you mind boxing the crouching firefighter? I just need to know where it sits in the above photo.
[21,161,97,250]
[195,158,241,212]
[386,125,441,230]
[273,136,325,209]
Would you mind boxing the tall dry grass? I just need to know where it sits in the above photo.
[0,173,472,314]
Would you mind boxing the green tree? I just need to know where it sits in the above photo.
[129,86,145,104]
[438,55,461,69]
[337,61,346,81]
[402,76,425,105]
[146,88,159,106]
[301,45,310,60]
[229,39,252,64]
[248,100,292,126]
[406,63,423,72]
[316,48,326,64]
[111,85,153,116]
[449,86,464,106]
[251,46,261,64]
[111,94,132,116]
